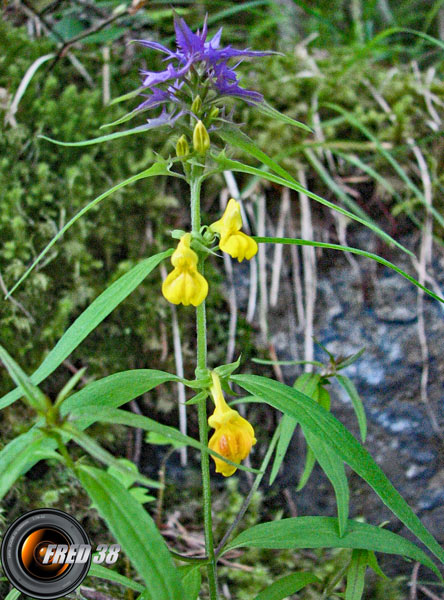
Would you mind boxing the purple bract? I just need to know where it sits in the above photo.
[134,15,273,127]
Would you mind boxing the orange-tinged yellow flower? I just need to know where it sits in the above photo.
[210,198,258,262]
[162,234,208,306]
[208,371,256,477]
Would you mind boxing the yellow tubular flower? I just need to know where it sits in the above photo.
[210,198,258,262]
[208,371,256,477]
[162,234,208,306]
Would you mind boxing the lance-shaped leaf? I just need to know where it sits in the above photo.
[215,128,411,257]
[88,563,144,593]
[254,572,319,600]
[253,102,313,133]
[7,163,175,297]
[231,374,444,566]
[223,516,440,577]
[0,250,173,411]
[336,375,367,442]
[269,373,320,486]
[78,465,184,600]
[61,369,180,418]
[0,344,50,413]
[0,430,55,501]
[5,589,20,600]
[253,236,443,304]
[346,549,368,600]
[58,424,161,489]
[0,370,183,498]
[296,444,316,492]
[39,124,154,147]
[69,406,260,475]
[303,428,350,537]
[178,566,201,600]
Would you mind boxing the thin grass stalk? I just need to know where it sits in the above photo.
[160,264,187,466]
[270,188,290,307]
[219,189,238,364]
[299,168,317,372]
[289,212,305,330]
[223,170,258,323]
[257,194,269,345]
[410,143,442,438]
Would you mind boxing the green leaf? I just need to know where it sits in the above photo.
[254,572,319,600]
[107,458,140,489]
[6,164,174,298]
[336,348,366,371]
[0,371,182,495]
[130,487,156,505]
[146,432,184,448]
[223,516,440,577]
[336,375,367,442]
[367,551,388,579]
[5,589,21,600]
[0,344,49,413]
[178,565,201,600]
[253,102,313,133]
[88,562,144,592]
[296,445,316,492]
[269,373,319,485]
[109,86,146,106]
[101,108,145,129]
[214,355,241,378]
[0,251,173,411]
[55,367,87,405]
[78,465,183,599]
[69,406,260,475]
[184,391,209,406]
[59,424,161,489]
[39,124,153,147]
[345,550,368,600]
[303,428,350,537]
[61,369,179,420]
[231,374,444,567]
[253,236,443,304]
[0,430,55,501]
[214,132,412,257]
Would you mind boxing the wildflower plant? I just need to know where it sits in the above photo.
[2,14,444,600]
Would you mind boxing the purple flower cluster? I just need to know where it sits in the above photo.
[135,15,272,128]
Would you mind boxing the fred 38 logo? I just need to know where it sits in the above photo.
[1,509,120,600]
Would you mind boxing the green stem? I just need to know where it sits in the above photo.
[191,169,218,600]
[215,423,281,556]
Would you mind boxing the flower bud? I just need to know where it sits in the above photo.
[208,106,219,120]
[176,134,189,158]
[191,95,202,115]
[193,120,210,155]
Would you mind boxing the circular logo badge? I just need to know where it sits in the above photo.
[1,509,91,599]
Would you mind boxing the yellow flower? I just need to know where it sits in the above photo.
[162,234,208,306]
[210,198,258,262]
[208,371,256,477]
